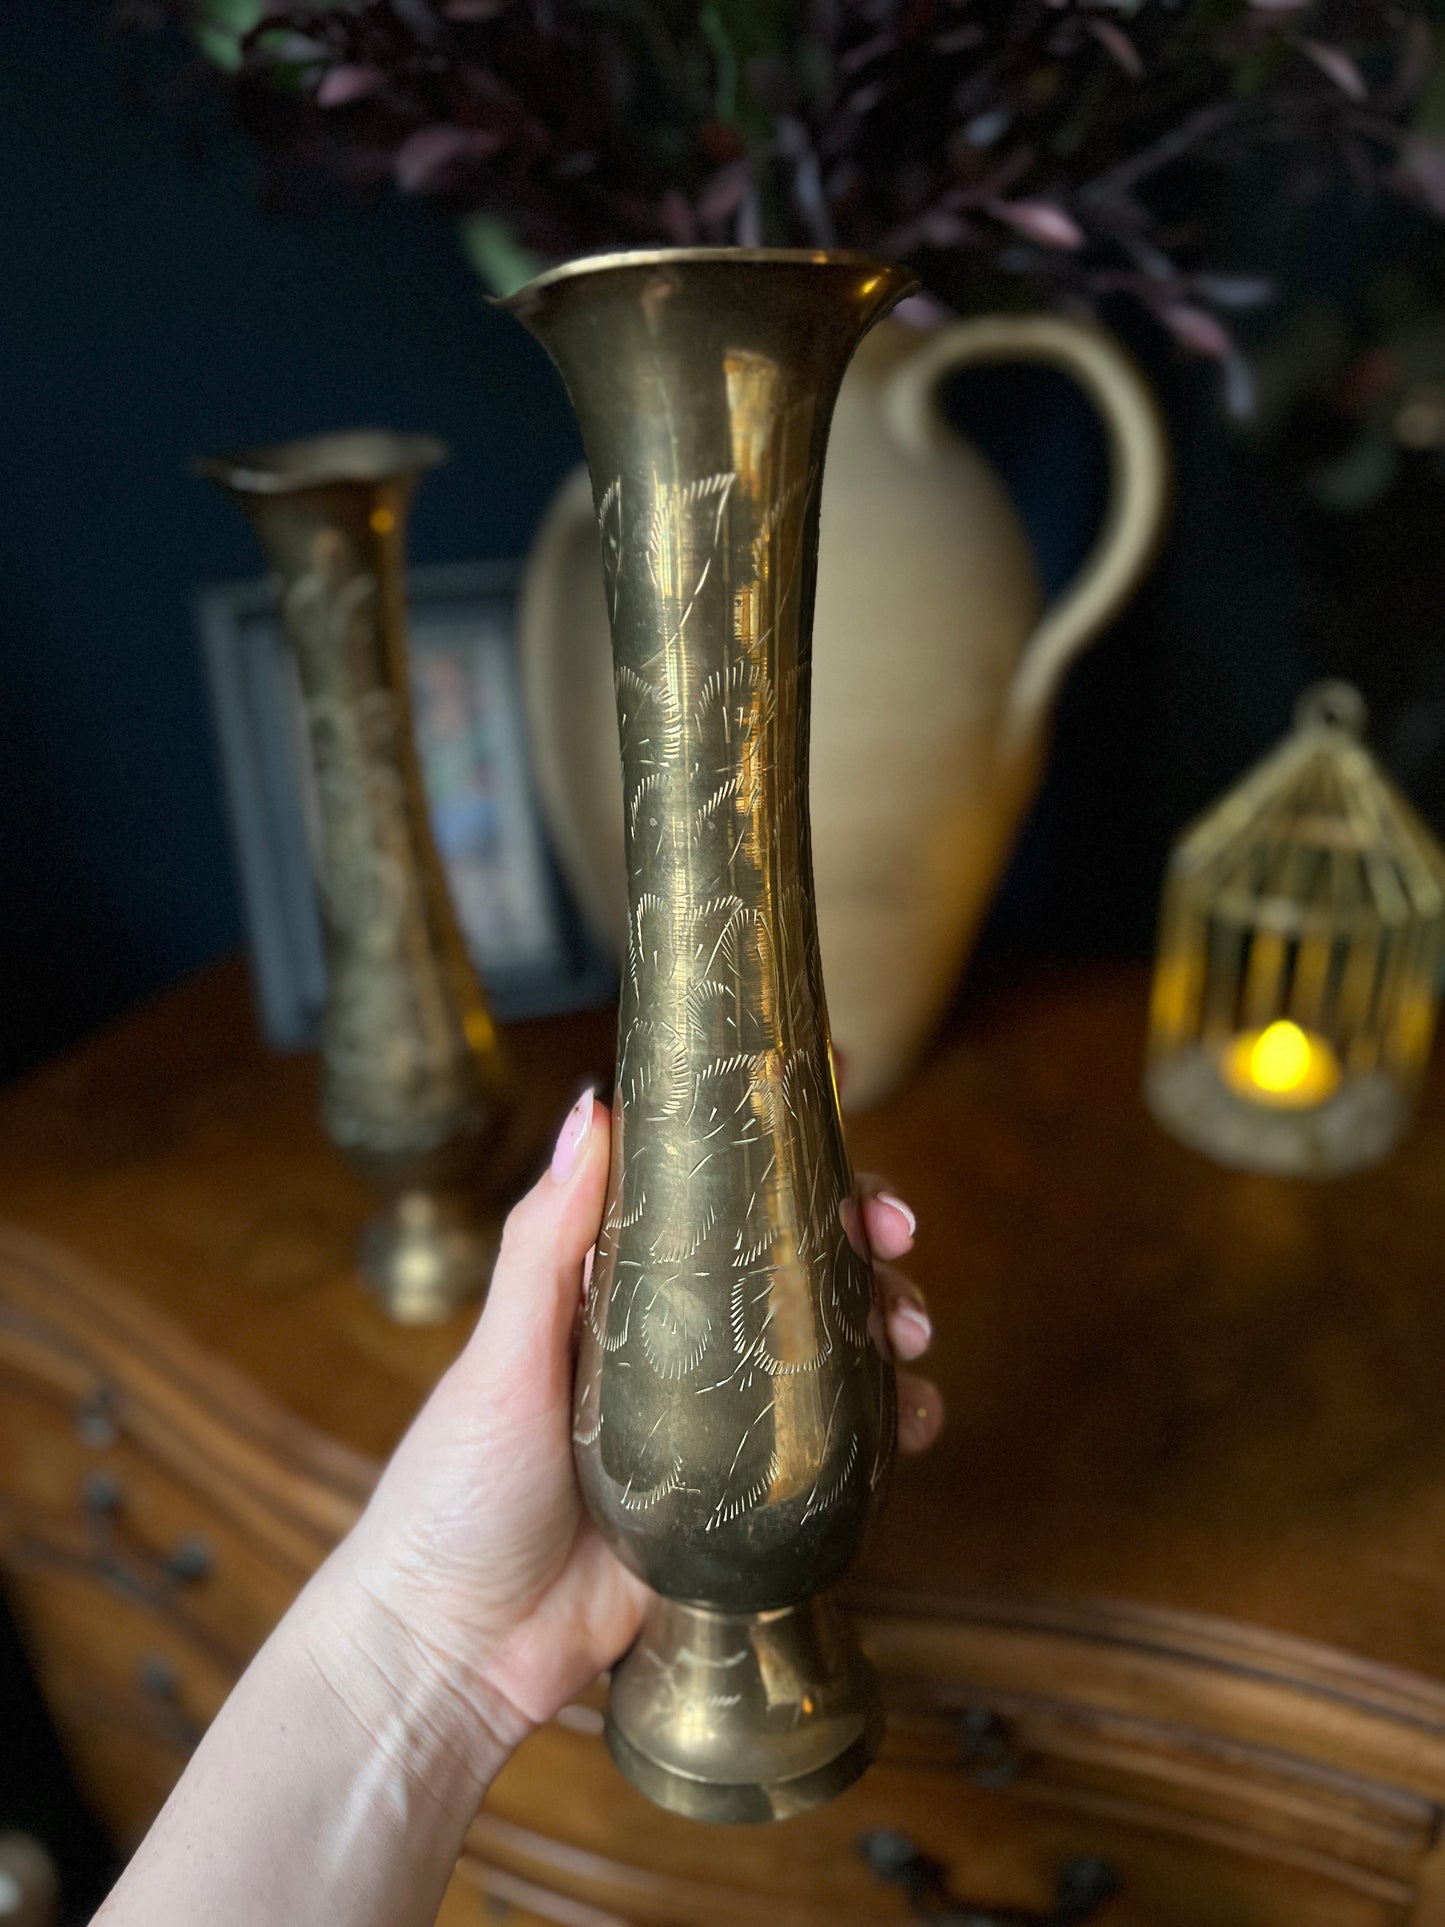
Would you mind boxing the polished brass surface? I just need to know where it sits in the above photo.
[200,432,510,1322]
[504,249,915,1816]
[605,1596,886,1822]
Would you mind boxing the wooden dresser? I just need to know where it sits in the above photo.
[6,960,1445,1924]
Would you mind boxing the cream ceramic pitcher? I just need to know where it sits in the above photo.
[520,312,1168,1107]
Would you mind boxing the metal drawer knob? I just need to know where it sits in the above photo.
[860,1831,1121,1924]
[164,1535,213,1585]
[958,1706,1025,1789]
[80,1473,214,1608]
[75,1386,120,1449]
[138,1655,202,1755]
[81,1470,122,1518]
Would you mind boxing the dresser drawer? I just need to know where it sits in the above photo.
[456,1597,1445,1927]
[0,1369,300,1666]
[0,1230,371,1654]
[449,1858,627,1927]
[473,1722,1414,1926]
[4,1555,229,1848]
[7,1235,1445,1922]
[0,1232,373,1847]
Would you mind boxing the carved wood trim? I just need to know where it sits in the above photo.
[0,1227,375,1570]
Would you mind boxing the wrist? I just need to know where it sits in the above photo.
[290,1549,529,1816]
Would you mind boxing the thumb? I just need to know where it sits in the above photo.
[464,1091,611,1409]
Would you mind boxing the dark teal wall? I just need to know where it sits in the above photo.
[0,1,1115,1083]
[11,5,1439,1087]
[0,0,582,1079]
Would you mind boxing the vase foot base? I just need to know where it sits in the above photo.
[604,1595,884,1823]
[358,1191,498,1325]
[604,1709,881,1824]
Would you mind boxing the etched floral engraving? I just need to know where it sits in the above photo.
[570,371,894,1584]
[282,539,487,1157]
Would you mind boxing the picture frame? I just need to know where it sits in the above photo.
[198,559,615,1051]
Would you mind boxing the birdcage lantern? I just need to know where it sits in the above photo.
[1145,682,1445,1176]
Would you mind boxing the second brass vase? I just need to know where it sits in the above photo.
[200,433,511,1323]
[504,250,912,1820]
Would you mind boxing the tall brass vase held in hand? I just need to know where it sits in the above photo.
[200,433,511,1324]
[504,251,915,1820]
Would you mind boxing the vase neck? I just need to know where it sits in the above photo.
[200,433,441,676]
[508,253,912,527]
[519,259,908,1023]
[510,253,912,1004]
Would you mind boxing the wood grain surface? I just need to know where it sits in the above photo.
[7,960,1445,1921]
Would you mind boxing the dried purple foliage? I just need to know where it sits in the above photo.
[129,0,1445,381]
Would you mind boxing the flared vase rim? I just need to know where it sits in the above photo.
[197,428,448,496]
[496,246,918,311]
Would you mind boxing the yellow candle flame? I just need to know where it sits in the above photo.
[1221,1020,1342,1110]
[1250,1020,1315,1093]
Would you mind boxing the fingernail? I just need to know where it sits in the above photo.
[551,1089,595,1183]
[893,1305,932,1354]
[878,1192,917,1238]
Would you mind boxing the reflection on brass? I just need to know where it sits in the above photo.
[503,250,915,1819]
[200,433,511,1323]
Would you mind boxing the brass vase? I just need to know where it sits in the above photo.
[503,250,914,1820]
[201,432,511,1324]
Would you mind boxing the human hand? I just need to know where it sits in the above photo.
[314,1092,943,1781]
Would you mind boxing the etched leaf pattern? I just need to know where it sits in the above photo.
[573,384,892,1572]
[280,544,487,1151]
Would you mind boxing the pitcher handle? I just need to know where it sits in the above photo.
[882,315,1169,754]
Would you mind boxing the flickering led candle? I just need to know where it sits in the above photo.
[1146,686,1445,1173]
[1220,1020,1342,1110]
